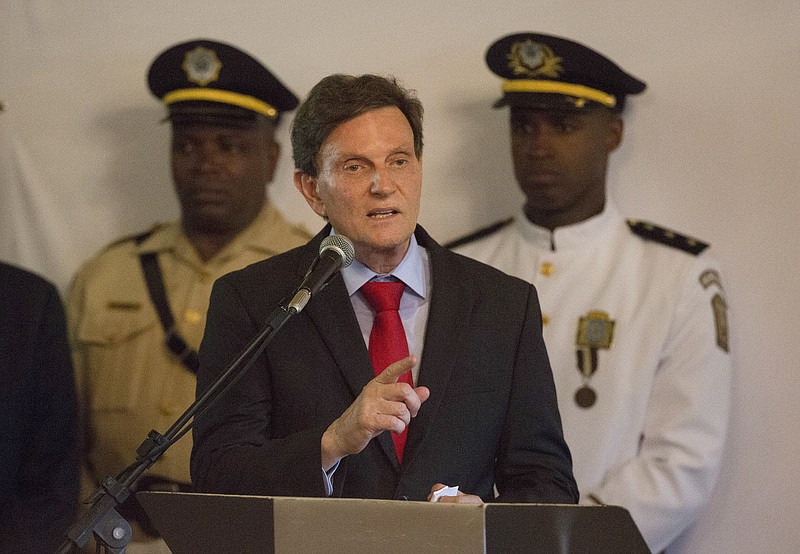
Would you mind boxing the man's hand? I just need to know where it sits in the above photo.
[427,483,484,504]
[321,355,430,470]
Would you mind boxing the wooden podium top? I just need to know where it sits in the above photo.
[138,492,649,553]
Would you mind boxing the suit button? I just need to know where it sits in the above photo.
[540,262,554,276]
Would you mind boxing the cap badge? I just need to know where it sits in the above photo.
[508,39,563,78]
[182,46,222,87]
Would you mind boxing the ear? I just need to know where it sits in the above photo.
[264,141,280,182]
[294,169,327,219]
[606,116,623,153]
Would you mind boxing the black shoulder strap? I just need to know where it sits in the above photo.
[138,252,200,373]
[443,217,514,250]
[626,219,709,255]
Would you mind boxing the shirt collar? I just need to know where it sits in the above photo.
[339,234,427,299]
[136,203,298,260]
[515,200,619,251]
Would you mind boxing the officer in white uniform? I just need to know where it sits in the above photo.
[449,32,731,553]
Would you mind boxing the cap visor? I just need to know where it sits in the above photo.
[166,102,261,127]
[495,92,608,112]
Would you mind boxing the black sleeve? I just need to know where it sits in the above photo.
[0,275,79,552]
[494,284,579,504]
[190,275,328,497]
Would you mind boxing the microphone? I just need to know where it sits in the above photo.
[288,235,355,313]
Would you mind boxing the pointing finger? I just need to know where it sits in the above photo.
[375,355,417,384]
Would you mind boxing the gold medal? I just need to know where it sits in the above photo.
[576,311,615,349]
[574,311,615,409]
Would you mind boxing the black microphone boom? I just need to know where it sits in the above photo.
[57,234,354,553]
[288,235,355,313]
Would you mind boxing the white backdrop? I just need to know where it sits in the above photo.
[2,1,799,551]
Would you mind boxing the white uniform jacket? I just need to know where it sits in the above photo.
[452,201,731,553]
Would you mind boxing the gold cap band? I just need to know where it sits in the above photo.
[501,79,616,109]
[163,88,278,118]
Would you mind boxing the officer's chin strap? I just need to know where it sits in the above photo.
[56,300,299,553]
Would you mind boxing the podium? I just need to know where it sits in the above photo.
[138,492,650,553]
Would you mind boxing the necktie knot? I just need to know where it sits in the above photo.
[361,281,405,313]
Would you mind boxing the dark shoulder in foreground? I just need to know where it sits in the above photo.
[0,261,57,294]
[627,219,709,255]
[443,218,514,249]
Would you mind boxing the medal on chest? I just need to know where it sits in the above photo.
[574,310,615,408]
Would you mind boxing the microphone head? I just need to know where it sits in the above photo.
[319,235,355,268]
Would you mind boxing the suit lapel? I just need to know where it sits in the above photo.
[305,278,376,398]
[299,227,375,399]
[300,228,400,469]
[298,226,474,471]
[403,227,475,465]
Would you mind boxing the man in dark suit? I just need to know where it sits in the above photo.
[191,74,578,504]
[0,261,79,552]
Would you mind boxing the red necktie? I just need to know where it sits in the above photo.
[360,281,413,463]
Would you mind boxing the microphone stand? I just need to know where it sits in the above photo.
[57,300,300,553]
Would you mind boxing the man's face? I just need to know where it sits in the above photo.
[510,106,622,228]
[171,119,279,235]
[295,106,422,270]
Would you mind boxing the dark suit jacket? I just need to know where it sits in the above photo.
[191,226,577,503]
[0,262,79,553]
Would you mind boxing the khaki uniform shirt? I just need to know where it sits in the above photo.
[68,203,312,486]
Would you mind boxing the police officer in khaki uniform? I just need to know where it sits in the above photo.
[67,39,311,551]
[449,33,732,553]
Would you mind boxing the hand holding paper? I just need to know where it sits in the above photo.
[428,483,484,504]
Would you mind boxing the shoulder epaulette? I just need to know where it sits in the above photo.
[627,219,709,255]
[104,224,165,249]
[444,218,514,250]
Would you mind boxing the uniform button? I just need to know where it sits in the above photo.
[540,262,554,277]
[184,309,202,325]
[542,314,550,326]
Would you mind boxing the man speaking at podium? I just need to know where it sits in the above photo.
[191,74,578,505]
